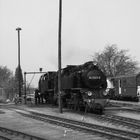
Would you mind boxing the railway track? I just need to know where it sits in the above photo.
[14,110,140,140]
[0,126,47,140]
[105,114,140,126]
[122,107,140,113]
[90,113,140,131]
[110,102,140,113]
[3,104,140,139]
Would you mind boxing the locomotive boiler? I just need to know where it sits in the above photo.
[38,61,108,113]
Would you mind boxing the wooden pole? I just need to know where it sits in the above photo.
[16,27,22,98]
[58,0,63,113]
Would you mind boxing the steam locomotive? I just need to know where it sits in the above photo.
[38,61,108,113]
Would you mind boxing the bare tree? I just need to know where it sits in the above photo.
[93,44,138,77]
[0,66,15,100]
[0,66,13,87]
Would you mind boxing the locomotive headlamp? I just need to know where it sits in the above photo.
[105,89,110,94]
[87,91,92,96]
[103,91,107,96]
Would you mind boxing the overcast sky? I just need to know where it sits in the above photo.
[0,0,140,87]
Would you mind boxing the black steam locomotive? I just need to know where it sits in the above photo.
[38,61,108,113]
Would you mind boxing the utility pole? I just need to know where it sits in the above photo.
[16,27,22,98]
[58,0,63,113]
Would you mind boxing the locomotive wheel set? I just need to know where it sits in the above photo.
[38,61,108,114]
